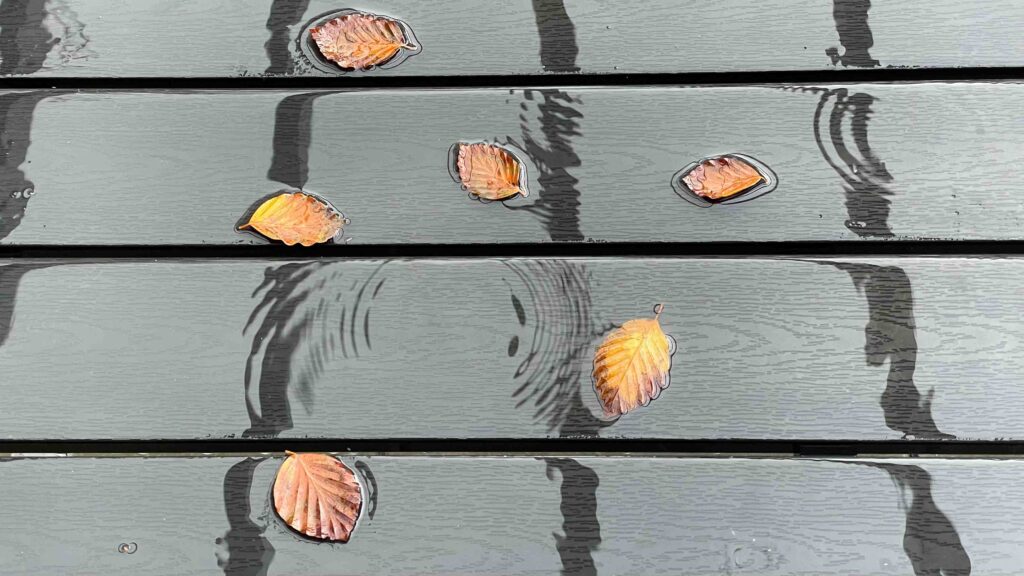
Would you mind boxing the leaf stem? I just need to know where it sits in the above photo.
[654,303,665,319]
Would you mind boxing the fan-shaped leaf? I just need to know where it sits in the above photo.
[309,12,418,70]
[592,305,674,417]
[239,192,345,246]
[452,142,529,201]
[273,452,363,542]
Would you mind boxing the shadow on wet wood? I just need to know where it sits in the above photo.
[827,0,879,68]
[263,0,310,76]
[827,460,971,575]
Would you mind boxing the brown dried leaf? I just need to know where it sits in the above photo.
[309,12,416,70]
[455,142,528,200]
[681,155,765,201]
[273,452,363,542]
[592,306,673,417]
[239,192,345,246]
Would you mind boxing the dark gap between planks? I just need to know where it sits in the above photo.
[3,67,1024,90]
[5,241,1024,259]
[7,439,1024,457]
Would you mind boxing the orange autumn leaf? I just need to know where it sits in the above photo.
[683,156,764,201]
[273,452,363,542]
[239,192,345,246]
[592,305,674,417]
[454,142,528,201]
[309,12,418,70]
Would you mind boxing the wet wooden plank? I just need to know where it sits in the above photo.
[2,83,1024,245]
[0,455,1009,574]
[0,256,1020,441]
[3,1,1024,77]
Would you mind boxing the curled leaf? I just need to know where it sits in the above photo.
[238,191,346,246]
[307,11,419,71]
[449,141,529,201]
[672,154,777,207]
[592,305,675,417]
[273,452,363,542]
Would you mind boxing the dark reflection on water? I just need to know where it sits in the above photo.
[814,88,894,237]
[0,262,54,347]
[531,0,579,73]
[217,458,275,576]
[826,0,879,68]
[267,92,338,190]
[545,458,601,576]
[511,89,584,242]
[0,90,50,240]
[828,460,971,575]
[812,261,954,440]
[505,260,611,574]
[264,0,310,76]
[242,261,388,437]
[0,0,53,75]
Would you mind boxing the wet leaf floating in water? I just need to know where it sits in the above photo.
[592,304,675,417]
[451,142,530,201]
[672,154,778,207]
[273,452,363,542]
[239,192,346,246]
[309,12,419,70]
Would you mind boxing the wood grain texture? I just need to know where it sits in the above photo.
[0,455,1013,574]
[2,83,1024,244]
[1,1,1023,77]
[0,257,1020,441]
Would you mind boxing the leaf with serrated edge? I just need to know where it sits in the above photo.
[592,305,673,417]
[310,12,417,70]
[239,192,345,246]
[273,452,363,542]
[455,142,528,200]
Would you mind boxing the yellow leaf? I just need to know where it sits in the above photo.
[239,192,346,246]
[452,141,529,201]
[273,452,363,542]
[309,12,418,70]
[592,305,674,417]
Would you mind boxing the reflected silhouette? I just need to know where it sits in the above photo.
[813,261,953,439]
[264,0,311,76]
[505,260,613,438]
[511,89,584,241]
[531,0,579,73]
[829,460,971,574]
[216,458,275,576]
[814,88,894,237]
[505,260,611,574]
[243,261,388,437]
[0,262,55,347]
[0,90,50,240]
[826,0,879,67]
[0,0,54,75]
[545,458,601,576]
[268,92,340,190]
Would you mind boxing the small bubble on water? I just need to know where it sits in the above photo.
[845,220,867,229]
[23,188,34,197]
[9,191,17,198]
[118,542,137,554]
[342,217,351,225]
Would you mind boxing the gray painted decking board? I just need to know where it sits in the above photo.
[0,257,1019,441]
[2,83,1023,245]
[0,455,1003,575]
[4,1,1024,77]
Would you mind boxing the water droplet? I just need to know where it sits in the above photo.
[344,237,352,243]
[342,217,351,225]
[845,220,867,229]
[22,187,34,197]
[118,542,137,554]
[9,191,18,198]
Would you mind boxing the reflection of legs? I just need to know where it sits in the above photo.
[264,0,311,75]
[826,0,879,67]
[0,92,49,240]
[546,459,600,576]
[0,0,56,75]
[217,458,275,576]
